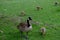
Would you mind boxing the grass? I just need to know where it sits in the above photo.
[0,0,60,40]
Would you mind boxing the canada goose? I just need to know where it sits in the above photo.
[17,17,32,39]
[40,27,46,36]
[36,6,43,11]
[20,11,25,16]
[36,6,40,11]
[54,1,59,6]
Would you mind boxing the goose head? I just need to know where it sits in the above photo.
[28,17,32,20]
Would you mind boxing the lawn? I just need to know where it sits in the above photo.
[0,0,60,40]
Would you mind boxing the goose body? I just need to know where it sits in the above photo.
[17,22,32,32]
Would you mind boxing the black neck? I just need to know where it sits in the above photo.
[27,20,30,27]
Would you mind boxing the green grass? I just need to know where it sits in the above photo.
[0,0,60,40]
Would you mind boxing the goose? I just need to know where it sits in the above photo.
[20,11,25,16]
[54,1,59,6]
[17,17,32,39]
[40,27,46,36]
[36,6,43,11]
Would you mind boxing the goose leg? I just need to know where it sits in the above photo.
[20,31,24,40]
[24,32,29,40]
[23,32,29,40]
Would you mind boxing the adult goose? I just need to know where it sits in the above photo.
[17,17,32,39]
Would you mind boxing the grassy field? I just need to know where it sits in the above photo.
[0,0,60,40]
